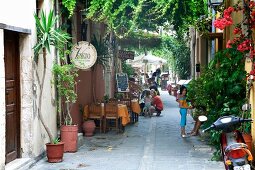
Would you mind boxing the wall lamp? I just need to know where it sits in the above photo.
[208,0,224,10]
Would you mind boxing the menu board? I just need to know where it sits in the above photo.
[116,73,129,92]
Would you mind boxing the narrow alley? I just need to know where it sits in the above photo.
[29,90,225,170]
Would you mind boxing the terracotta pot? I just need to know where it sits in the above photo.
[60,125,78,152]
[242,133,252,151]
[46,142,64,163]
[83,120,96,137]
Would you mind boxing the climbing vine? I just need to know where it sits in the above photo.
[85,0,208,37]
[62,0,76,17]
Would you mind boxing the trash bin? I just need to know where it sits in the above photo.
[160,73,169,90]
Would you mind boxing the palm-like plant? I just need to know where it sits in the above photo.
[34,10,70,144]
[90,35,110,102]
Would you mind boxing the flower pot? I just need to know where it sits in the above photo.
[46,142,64,163]
[83,120,96,137]
[60,125,78,152]
[242,133,252,151]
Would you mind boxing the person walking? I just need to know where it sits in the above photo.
[150,89,163,116]
[177,85,192,137]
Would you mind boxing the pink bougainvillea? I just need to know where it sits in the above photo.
[214,2,255,54]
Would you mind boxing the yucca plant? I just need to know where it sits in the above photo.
[90,35,110,102]
[33,10,70,144]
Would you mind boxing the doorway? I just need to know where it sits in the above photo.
[4,30,21,163]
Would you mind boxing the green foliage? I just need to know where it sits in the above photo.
[122,62,135,77]
[118,31,162,49]
[161,36,191,79]
[91,35,110,68]
[33,10,70,59]
[86,0,207,37]
[53,137,60,144]
[187,47,247,153]
[53,45,78,126]
[62,0,76,18]
[193,15,212,36]
[103,94,109,103]
[53,63,78,104]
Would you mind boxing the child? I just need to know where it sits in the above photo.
[178,85,192,137]
[143,90,152,117]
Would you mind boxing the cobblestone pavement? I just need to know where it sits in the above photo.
[29,90,225,170]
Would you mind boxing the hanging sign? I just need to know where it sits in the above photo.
[70,41,97,70]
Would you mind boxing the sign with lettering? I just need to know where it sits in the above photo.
[116,73,129,92]
[118,50,135,60]
[70,41,97,70]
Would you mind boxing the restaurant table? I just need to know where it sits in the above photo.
[84,104,130,127]
[117,104,131,126]
[131,99,141,114]
[131,99,141,122]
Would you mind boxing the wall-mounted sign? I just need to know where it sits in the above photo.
[118,50,134,60]
[70,41,97,70]
[116,73,129,92]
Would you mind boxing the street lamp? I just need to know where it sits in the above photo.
[208,0,224,10]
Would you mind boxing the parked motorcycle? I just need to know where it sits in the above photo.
[200,115,253,170]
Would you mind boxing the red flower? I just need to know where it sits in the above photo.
[233,28,241,34]
[226,40,232,48]
[250,69,255,76]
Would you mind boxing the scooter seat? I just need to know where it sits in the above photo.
[225,143,248,153]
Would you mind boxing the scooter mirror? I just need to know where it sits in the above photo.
[198,115,208,122]
[242,103,251,111]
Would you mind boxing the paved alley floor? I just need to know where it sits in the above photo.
[29,90,225,170]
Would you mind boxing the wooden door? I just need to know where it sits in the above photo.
[4,30,20,163]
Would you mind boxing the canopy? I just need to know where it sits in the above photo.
[132,54,167,64]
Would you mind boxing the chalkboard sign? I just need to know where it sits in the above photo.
[116,73,129,92]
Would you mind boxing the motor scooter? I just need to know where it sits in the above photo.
[200,115,253,170]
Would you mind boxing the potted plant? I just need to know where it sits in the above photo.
[53,61,79,152]
[45,138,64,163]
[33,10,70,161]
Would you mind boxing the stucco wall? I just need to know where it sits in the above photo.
[19,34,33,158]
[32,1,58,156]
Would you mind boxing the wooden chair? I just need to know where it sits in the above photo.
[104,103,120,133]
[88,103,104,133]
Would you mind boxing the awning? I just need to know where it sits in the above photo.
[177,79,191,85]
